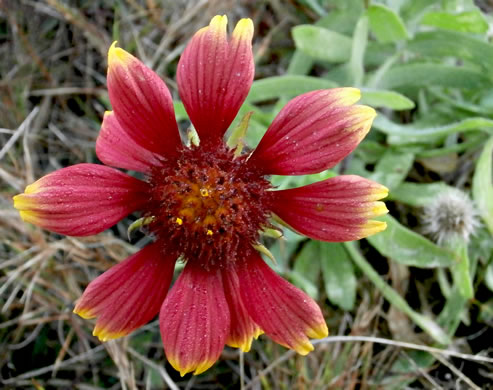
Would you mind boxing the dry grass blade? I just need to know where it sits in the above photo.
[0,107,39,161]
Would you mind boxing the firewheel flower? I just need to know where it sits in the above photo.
[13,16,388,376]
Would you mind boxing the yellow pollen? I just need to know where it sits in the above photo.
[200,188,209,197]
[206,229,213,236]
[175,217,183,225]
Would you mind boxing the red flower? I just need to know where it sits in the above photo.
[13,16,388,376]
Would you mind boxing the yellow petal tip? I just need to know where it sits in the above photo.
[92,324,127,342]
[233,18,254,38]
[361,220,387,237]
[73,305,96,319]
[210,14,228,27]
[307,322,329,339]
[337,87,362,105]
[108,41,132,68]
[293,339,315,356]
[372,201,389,217]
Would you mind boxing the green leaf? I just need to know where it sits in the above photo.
[360,89,415,110]
[173,101,188,121]
[485,262,493,293]
[378,63,491,90]
[390,182,451,207]
[408,31,493,73]
[421,10,488,34]
[349,15,368,85]
[292,25,352,63]
[246,76,337,103]
[367,215,457,268]
[370,150,414,190]
[472,136,493,236]
[320,242,356,310]
[287,50,314,75]
[372,115,493,145]
[367,4,409,43]
[317,0,364,35]
[292,240,321,300]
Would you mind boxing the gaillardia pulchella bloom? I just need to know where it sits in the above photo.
[13,16,388,375]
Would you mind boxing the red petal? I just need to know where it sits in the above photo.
[177,16,254,143]
[248,89,376,175]
[96,111,162,173]
[160,263,230,376]
[238,249,328,355]
[13,163,147,236]
[222,266,262,352]
[74,241,176,340]
[107,43,181,157]
[271,175,389,242]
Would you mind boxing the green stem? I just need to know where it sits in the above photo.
[451,241,473,299]
[344,241,450,345]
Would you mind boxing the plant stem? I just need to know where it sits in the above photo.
[344,241,450,345]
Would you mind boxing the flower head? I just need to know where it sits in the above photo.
[13,16,388,376]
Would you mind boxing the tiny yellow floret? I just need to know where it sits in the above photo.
[175,217,183,225]
[200,188,209,197]
[206,229,213,236]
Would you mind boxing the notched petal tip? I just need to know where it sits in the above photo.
[293,319,328,355]
[371,184,389,201]
[371,201,389,217]
[227,327,263,353]
[108,41,133,68]
[167,356,217,377]
[346,105,377,136]
[13,188,42,222]
[360,220,387,237]
[92,323,127,342]
[232,18,254,40]
[13,180,42,211]
[209,14,228,30]
[73,304,96,319]
[307,322,329,339]
[329,87,362,106]
[293,339,315,356]
[18,210,36,224]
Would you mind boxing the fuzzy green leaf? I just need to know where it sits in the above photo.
[320,242,356,310]
[292,25,352,63]
[378,63,491,90]
[360,89,415,110]
[367,215,457,268]
[421,10,488,34]
[390,182,451,207]
[368,4,409,43]
[371,150,414,190]
[408,31,493,73]
[373,115,493,145]
[246,76,337,103]
[472,136,493,236]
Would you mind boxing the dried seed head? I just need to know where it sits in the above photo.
[421,188,480,245]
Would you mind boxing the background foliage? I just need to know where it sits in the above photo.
[1,0,493,388]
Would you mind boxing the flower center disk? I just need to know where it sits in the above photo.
[146,146,272,267]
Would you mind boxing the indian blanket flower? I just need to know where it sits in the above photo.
[13,16,388,376]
